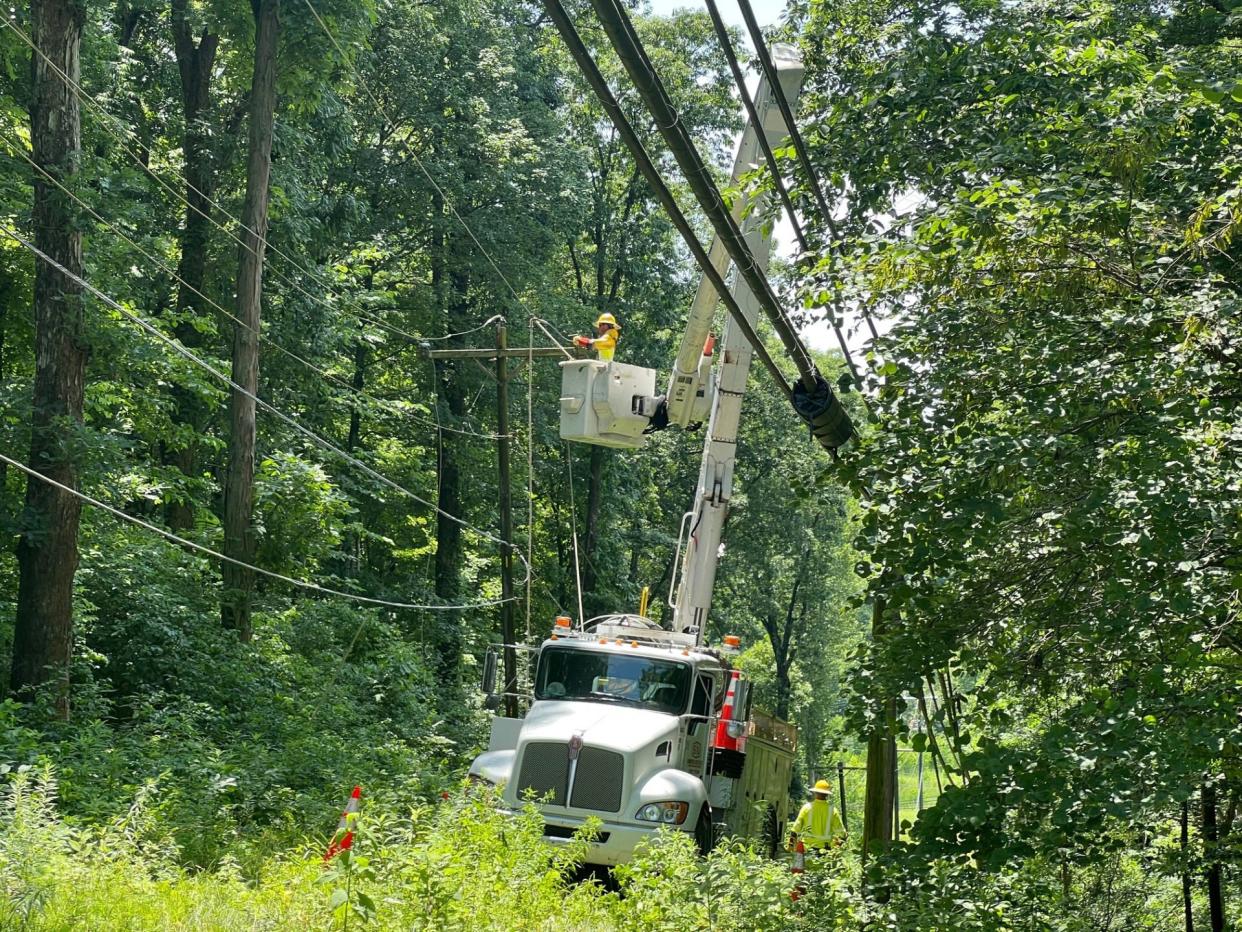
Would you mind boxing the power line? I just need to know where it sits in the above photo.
[1,14,432,347]
[587,0,821,386]
[539,0,795,402]
[701,0,867,394]
[531,317,576,361]
[582,0,854,448]
[0,221,533,589]
[734,0,836,239]
[731,0,881,342]
[0,129,506,442]
[0,452,512,611]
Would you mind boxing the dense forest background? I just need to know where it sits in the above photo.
[0,0,1238,928]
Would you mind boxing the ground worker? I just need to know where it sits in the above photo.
[573,313,620,361]
[788,779,845,851]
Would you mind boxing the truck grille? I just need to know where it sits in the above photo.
[570,747,624,813]
[516,742,569,804]
[544,824,611,843]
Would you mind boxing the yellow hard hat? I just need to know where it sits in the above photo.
[595,312,619,329]
[812,780,832,795]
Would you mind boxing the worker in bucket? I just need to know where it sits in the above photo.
[788,779,845,851]
[573,312,620,361]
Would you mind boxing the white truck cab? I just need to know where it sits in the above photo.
[471,616,793,866]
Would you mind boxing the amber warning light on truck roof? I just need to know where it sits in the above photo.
[723,635,741,650]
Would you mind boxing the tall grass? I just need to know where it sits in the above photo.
[0,767,859,931]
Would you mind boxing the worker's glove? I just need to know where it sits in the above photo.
[573,336,591,348]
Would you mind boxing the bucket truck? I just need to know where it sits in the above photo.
[469,44,812,865]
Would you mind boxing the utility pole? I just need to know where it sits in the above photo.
[422,334,584,716]
[495,319,517,718]
[837,760,848,832]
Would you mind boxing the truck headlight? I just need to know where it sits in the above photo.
[636,801,689,825]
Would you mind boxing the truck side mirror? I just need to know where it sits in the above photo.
[727,679,751,738]
[481,648,498,697]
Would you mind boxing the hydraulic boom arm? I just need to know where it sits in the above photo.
[668,45,805,639]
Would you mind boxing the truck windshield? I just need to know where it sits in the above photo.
[535,647,690,715]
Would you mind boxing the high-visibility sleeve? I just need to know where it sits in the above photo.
[791,802,812,836]
[591,329,618,360]
[830,808,845,839]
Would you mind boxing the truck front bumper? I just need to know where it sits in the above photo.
[530,812,673,866]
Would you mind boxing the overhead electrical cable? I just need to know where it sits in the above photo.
[0,222,532,591]
[733,0,836,239]
[732,0,881,342]
[557,0,853,448]
[701,0,866,394]
[539,0,795,403]
[0,131,504,442]
[588,0,818,385]
[0,452,511,611]
[1,15,432,348]
[531,317,577,362]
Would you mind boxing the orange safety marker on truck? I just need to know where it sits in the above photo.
[713,669,741,750]
[324,786,361,861]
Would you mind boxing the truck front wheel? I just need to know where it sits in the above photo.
[694,806,714,857]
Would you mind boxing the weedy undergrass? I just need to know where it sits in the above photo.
[0,767,861,931]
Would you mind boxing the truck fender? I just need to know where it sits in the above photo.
[632,768,708,830]
[468,749,515,787]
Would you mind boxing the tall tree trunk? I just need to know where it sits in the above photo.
[862,597,897,864]
[759,575,799,721]
[11,0,86,714]
[0,294,8,497]
[165,0,220,529]
[1183,799,1195,932]
[1204,778,1226,932]
[221,0,278,640]
[432,266,469,682]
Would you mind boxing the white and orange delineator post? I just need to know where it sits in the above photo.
[790,838,807,901]
[324,785,361,861]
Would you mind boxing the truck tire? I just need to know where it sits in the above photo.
[694,806,715,857]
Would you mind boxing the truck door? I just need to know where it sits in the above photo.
[681,671,717,778]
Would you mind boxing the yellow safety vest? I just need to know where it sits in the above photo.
[791,798,844,849]
[591,328,618,361]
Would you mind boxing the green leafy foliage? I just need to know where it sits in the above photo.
[793,0,1242,922]
[0,771,859,930]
